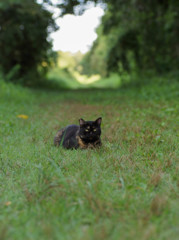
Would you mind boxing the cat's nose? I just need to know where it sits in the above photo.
[90,132,92,134]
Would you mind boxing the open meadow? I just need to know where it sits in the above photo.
[0,79,179,240]
[1,0,178,239]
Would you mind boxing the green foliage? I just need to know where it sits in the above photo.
[0,78,179,239]
[47,51,86,89]
[81,27,108,77]
[47,67,82,89]
[0,0,58,86]
[50,0,101,15]
[80,0,179,79]
[0,0,178,87]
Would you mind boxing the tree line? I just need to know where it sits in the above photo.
[0,0,178,86]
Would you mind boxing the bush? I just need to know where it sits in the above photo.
[0,0,58,86]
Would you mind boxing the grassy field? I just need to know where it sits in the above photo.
[0,79,179,240]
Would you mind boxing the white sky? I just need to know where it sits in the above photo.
[50,7,104,53]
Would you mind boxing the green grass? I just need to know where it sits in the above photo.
[47,68,121,89]
[0,79,179,240]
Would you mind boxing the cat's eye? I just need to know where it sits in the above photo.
[85,129,89,132]
[93,129,97,132]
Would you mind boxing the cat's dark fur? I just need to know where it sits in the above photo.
[54,117,102,149]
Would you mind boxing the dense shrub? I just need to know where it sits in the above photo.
[0,0,58,86]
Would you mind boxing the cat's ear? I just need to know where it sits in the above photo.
[95,117,102,125]
[79,118,86,126]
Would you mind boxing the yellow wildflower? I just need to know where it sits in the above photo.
[5,201,11,206]
[17,114,29,119]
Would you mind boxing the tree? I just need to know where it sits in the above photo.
[100,0,179,74]
[0,0,58,85]
[52,0,178,76]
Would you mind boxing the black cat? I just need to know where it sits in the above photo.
[54,117,102,149]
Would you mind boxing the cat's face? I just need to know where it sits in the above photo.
[79,117,102,142]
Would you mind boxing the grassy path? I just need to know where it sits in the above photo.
[0,81,179,240]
